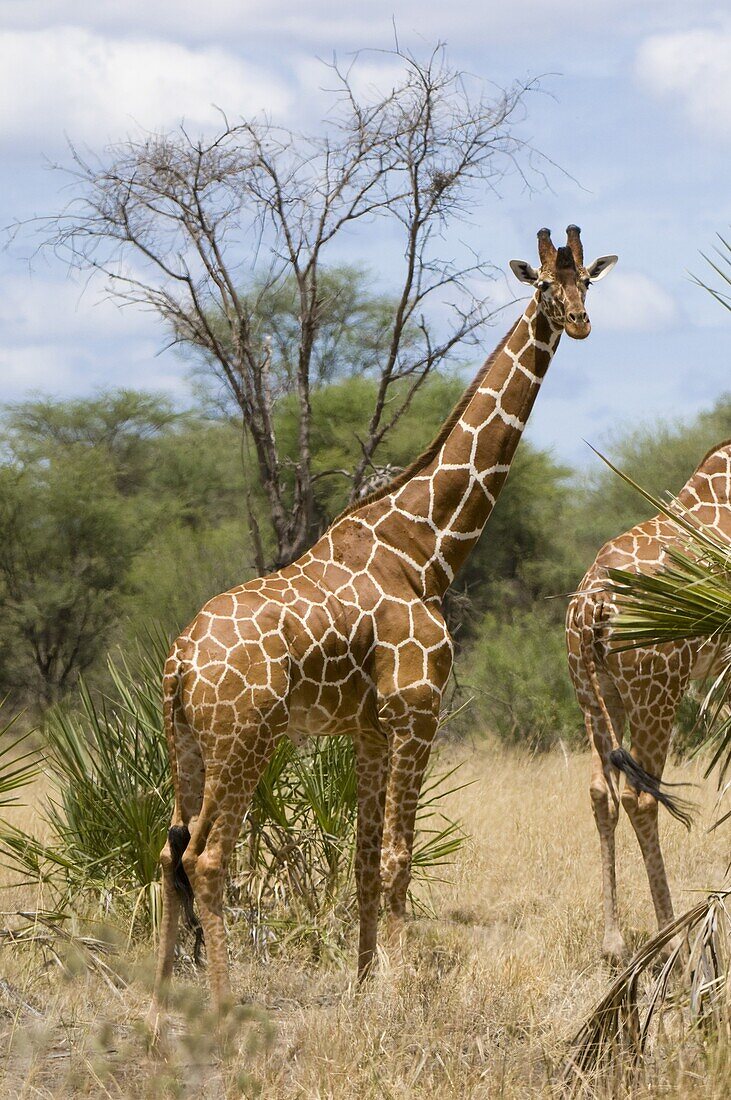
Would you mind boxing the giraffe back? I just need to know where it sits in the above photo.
[567,440,731,694]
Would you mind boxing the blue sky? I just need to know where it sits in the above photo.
[1,1,729,470]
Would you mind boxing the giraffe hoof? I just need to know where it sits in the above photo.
[144,1005,169,1057]
[601,933,627,966]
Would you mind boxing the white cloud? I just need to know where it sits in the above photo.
[584,271,677,332]
[0,344,77,392]
[0,273,159,347]
[637,27,731,139]
[0,270,191,400]
[0,27,292,149]
[0,338,192,403]
[0,0,698,45]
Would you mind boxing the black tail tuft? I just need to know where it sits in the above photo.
[168,825,205,965]
[609,748,696,831]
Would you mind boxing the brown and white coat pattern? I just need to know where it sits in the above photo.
[149,227,617,1019]
[566,441,731,961]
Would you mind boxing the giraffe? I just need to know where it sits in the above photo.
[566,439,731,963]
[149,226,618,1020]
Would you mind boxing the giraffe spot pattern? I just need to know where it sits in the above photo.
[566,442,731,959]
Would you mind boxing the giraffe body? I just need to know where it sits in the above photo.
[150,227,617,1019]
[566,440,731,961]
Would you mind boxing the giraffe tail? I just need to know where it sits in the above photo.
[574,594,622,756]
[168,824,204,963]
[574,593,696,829]
[608,748,696,831]
[163,652,205,963]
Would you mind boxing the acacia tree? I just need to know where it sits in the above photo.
[41,45,542,569]
[0,448,139,706]
[0,395,175,705]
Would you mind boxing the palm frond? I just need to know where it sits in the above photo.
[0,707,37,809]
[564,891,731,1094]
[0,909,127,994]
[691,233,731,313]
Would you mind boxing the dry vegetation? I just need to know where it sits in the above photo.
[1,741,729,1099]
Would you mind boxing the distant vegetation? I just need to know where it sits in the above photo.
[1,359,729,746]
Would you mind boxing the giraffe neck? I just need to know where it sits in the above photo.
[368,297,561,596]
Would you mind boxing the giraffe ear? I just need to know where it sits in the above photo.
[509,259,540,285]
[586,255,618,282]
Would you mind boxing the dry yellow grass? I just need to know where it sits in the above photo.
[0,741,728,1098]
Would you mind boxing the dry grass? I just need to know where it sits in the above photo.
[0,740,728,1099]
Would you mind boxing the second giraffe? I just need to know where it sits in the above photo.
[567,440,731,962]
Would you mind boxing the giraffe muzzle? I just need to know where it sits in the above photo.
[565,313,591,340]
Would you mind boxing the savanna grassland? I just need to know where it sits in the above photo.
[1,742,728,1099]
[3,346,731,1100]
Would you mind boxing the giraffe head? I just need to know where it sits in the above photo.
[509,226,617,340]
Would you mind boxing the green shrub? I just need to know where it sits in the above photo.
[236,731,466,956]
[0,634,172,932]
[460,608,583,751]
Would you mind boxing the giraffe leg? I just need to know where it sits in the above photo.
[623,797,675,934]
[621,704,680,937]
[182,718,283,1015]
[380,717,438,963]
[149,834,181,1005]
[583,687,626,962]
[184,809,236,1013]
[354,730,389,981]
[149,675,205,1029]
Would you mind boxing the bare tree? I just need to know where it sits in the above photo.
[39,44,542,570]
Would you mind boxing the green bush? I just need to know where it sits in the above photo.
[459,608,583,751]
[237,731,466,955]
[0,635,173,932]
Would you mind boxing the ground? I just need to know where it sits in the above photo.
[0,742,728,1098]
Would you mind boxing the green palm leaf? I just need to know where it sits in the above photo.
[0,704,37,809]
